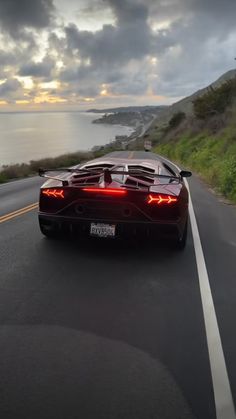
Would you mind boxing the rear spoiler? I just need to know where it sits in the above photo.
[38,167,190,188]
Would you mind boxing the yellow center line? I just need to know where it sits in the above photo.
[0,202,38,219]
[0,202,38,224]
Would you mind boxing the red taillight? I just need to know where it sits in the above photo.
[42,189,65,199]
[82,188,126,195]
[147,194,178,205]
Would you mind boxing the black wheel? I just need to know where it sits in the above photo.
[174,219,188,250]
[39,223,59,239]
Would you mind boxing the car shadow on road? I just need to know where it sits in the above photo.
[42,233,188,265]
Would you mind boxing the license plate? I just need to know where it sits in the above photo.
[90,223,116,238]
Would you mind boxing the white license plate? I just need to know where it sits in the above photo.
[90,223,116,238]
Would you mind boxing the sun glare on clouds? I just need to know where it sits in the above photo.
[16,100,31,105]
[40,81,60,89]
[15,76,34,89]
[34,93,67,104]
[100,89,108,96]
[84,97,95,102]
[54,0,115,32]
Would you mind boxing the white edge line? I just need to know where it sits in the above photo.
[162,156,236,419]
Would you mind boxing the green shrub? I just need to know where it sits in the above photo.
[0,172,8,183]
[0,150,103,183]
[193,78,236,119]
[219,157,236,198]
[154,127,236,203]
[169,112,186,129]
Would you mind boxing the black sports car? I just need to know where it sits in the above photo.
[38,156,192,249]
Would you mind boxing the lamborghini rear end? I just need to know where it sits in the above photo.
[38,160,191,248]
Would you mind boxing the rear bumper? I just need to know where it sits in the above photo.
[39,213,184,239]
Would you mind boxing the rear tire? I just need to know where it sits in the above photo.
[174,219,188,250]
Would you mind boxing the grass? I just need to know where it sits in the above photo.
[151,81,236,204]
[0,151,91,184]
[154,126,236,203]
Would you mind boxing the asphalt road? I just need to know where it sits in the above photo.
[0,151,236,419]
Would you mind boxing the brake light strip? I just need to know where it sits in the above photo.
[82,188,126,195]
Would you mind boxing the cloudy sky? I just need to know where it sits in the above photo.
[0,0,235,111]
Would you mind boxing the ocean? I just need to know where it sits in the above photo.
[0,111,133,166]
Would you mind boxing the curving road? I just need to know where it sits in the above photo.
[0,151,236,419]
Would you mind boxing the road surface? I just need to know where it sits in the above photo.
[0,151,235,419]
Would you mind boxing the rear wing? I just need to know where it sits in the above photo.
[38,167,183,189]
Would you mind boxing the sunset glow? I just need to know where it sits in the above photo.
[16,77,34,90]
[0,0,234,111]
[16,100,31,105]
[100,89,108,96]
[40,81,60,89]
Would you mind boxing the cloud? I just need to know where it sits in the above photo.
[0,0,55,37]
[0,0,236,107]
[52,0,236,103]
[63,20,150,66]
[64,84,100,98]
[107,0,148,25]
[19,57,55,79]
[0,50,18,67]
[55,1,153,98]
[0,78,23,100]
[0,32,43,84]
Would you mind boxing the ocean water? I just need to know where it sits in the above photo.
[0,111,133,166]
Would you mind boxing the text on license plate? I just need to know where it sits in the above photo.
[90,223,116,238]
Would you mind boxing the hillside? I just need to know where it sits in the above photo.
[91,106,167,131]
[151,69,236,126]
[93,110,157,128]
[144,71,236,203]
[87,106,167,113]
[91,106,167,134]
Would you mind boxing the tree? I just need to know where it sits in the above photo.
[193,77,236,120]
[169,112,186,129]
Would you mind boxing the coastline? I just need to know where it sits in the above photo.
[90,111,157,153]
[0,111,132,168]
[0,113,152,183]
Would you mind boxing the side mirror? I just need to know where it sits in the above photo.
[179,170,192,178]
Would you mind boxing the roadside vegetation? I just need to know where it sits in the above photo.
[151,77,236,204]
[168,111,186,129]
[0,145,121,184]
[154,129,236,202]
[193,78,236,119]
[0,151,90,184]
